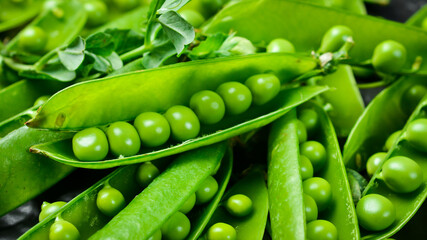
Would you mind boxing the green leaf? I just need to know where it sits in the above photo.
[189,33,229,60]
[58,37,85,71]
[40,58,76,82]
[158,0,191,14]
[85,32,115,57]
[158,11,195,54]
[106,52,123,71]
[142,41,177,69]
[104,29,144,55]
[87,52,111,73]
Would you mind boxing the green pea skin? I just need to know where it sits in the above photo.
[381,156,423,193]
[401,85,427,115]
[266,38,295,53]
[84,0,108,27]
[164,105,200,142]
[196,176,219,204]
[207,222,237,240]
[134,112,171,147]
[300,155,314,180]
[96,185,126,217]
[366,152,387,177]
[356,194,395,231]
[161,211,191,240]
[372,40,407,74]
[106,121,141,157]
[136,162,160,188]
[190,90,225,124]
[39,201,67,222]
[318,25,353,53]
[406,118,427,153]
[216,81,252,115]
[72,127,109,161]
[298,109,319,136]
[300,141,327,173]
[244,73,281,105]
[384,130,402,151]
[295,119,307,143]
[113,0,139,11]
[306,220,337,240]
[422,17,427,30]
[179,193,196,214]
[303,194,318,222]
[49,219,80,240]
[303,177,332,212]
[225,194,253,217]
[18,26,48,53]
[147,230,162,240]
[179,9,205,28]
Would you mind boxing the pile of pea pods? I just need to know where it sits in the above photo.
[2,0,427,239]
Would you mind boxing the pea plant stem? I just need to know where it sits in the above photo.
[120,44,152,63]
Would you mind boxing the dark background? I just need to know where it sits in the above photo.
[1,0,427,239]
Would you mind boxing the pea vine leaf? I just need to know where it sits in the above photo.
[158,0,191,14]
[158,11,195,54]
[188,32,238,60]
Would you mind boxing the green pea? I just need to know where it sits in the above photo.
[96,185,126,217]
[406,118,427,153]
[18,26,47,53]
[295,119,307,143]
[384,130,401,151]
[216,81,252,115]
[84,0,108,27]
[39,201,67,222]
[356,194,395,231]
[372,40,407,74]
[147,230,162,240]
[300,141,327,173]
[306,220,338,240]
[34,95,50,107]
[244,73,281,105]
[113,0,139,11]
[195,176,218,204]
[136,162,160,188]
[161,211,191,240]
[179,193,196,214]
[401,85,427,115]
[298,109,319,136]
[300,155,314,181]
[134,112,171,147]
[164,105,200,142]
[303,177,332,212]
[49,219,80,240]
[228,36,256,56]
[225,194,253,217]
[422,17,427,30]
[72,127,109,161]
[366,152,387,177]
[179,9,205,28]
[266,38,295,53]
[381,156,423,193]
[207,222,237,240]
[106,121,141,157]
[190,90,225,124]
[303,193,318,222]
[318,25,353,53]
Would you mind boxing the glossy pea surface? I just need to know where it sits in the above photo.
[164,105,200,142]
[384,130,401,151]
[244,73,281,105]
[72,127,109,161]
[318,25,353,53]
[179,193,196,214]
[306,220,338,240]
[266,38,295,53]
[134,112,170,147]
[196,176,219,204]
[147,230,162,240]
[207,222,237,240]
[18,26,47,53]
[179,9,205,28]
[161,211,191,240]
[300,141,327,173]
[113,0,139,11]
[298,109,319,136]
[39,201,67,222]
[304,194,318,222]
[372,40,407,74]
[300,155,314,180]
[356,194,395,231]
[296,119,307,143]
[401,85,427,115]
[96,186,126,217]
[366,152,387,177]
[49,219,80,240]
[136,162,160,188]
[303,177,332,211]
[190,90,225,124]
[106,121,141,157]
[216,81,252,115]
[84,0,108,27]
[381,156,423,193]
[406,118,427,153]
[225,194,253,217]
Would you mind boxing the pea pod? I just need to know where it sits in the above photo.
[343,76,427,170]
[0,126,74,216]
[204,168,269,240]
[406,4,427,28]
[361,95,427,239]
[301,0,366,14]
[0,0,43,32]
[268,103,359,239]
[91,6,148,35]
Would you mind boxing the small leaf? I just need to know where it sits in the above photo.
[106,52,123,71]
[158,11,195,54]
[41,65,76,82]
[189,33,229,60]
[104,29,145,54]
[157,0,190,14]
[86,32,115,56]
[142,42,177,69]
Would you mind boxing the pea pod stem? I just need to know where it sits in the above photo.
[119,44,152,63]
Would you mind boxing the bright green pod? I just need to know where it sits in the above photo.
[0,0,43,32]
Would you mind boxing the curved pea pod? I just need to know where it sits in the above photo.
[300,0,366,14]
[203,168,269,240]
[268,104,360,239]
[406,4,427,27]
[28,53,328,169]
[202,0,427,72]
[89,142,228,239]
[0,126,74,217]
[361,95,427,239]
[0,0,43,32]
[2,0,87,64]
[343,76,427,170]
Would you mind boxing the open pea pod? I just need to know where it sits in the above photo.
[343,76,427,170]
[89,142,227,239]
[0,0,43,32]
[2,0,87,64]
[0,126,74,217]
[268,103,360,239]
[203,168,269,240]
[361,95,427,239]
[406,4,427,27]
[301,0,366,14]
